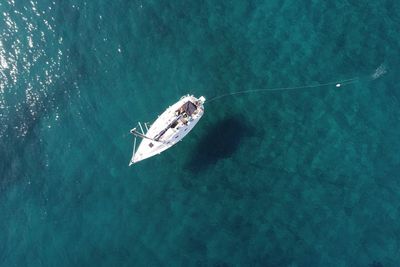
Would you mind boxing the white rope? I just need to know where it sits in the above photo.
[129,136,137,166]
[207,77,359,103]
[138,122,145,134]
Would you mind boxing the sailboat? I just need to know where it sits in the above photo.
[129,95,206,165]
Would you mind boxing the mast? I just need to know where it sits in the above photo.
[130,128,157,142]
[130,127,169,144]
[154,114,183,141]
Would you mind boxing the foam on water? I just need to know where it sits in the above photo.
[371,64,387,80]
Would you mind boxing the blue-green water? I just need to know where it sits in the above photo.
[1,0,400,266]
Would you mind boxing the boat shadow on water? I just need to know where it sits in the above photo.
[184,115,254,173]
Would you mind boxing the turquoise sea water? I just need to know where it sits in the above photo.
[1,0,400,266]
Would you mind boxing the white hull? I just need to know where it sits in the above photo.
[130,95,205,165]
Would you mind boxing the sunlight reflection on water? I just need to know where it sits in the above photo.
[0,0,64,138]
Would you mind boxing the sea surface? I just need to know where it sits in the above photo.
[1,0,400,266]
